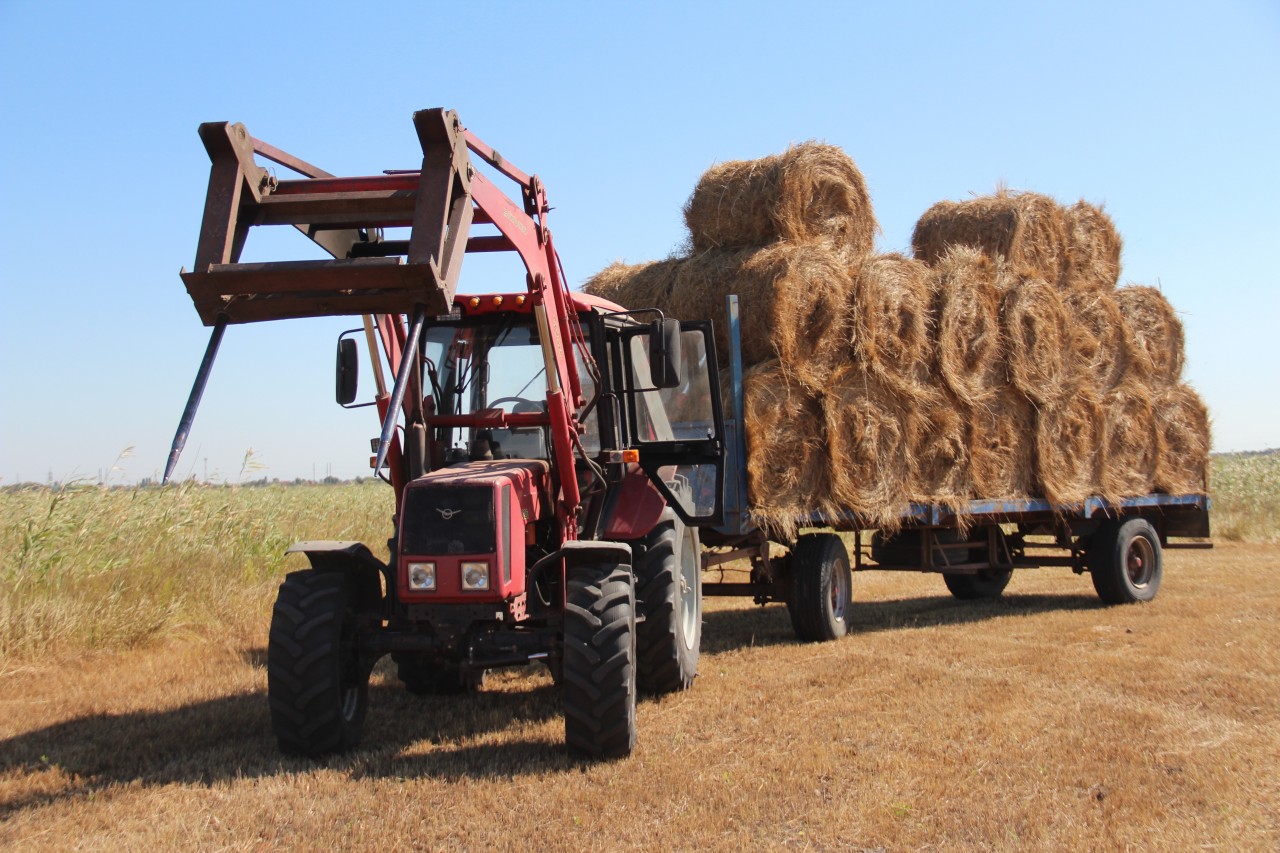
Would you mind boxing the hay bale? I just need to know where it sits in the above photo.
[1100,380,1159,501]
[929,246,1007,405]
[908,385,972,506]
[1114,285,1184,386]
[738,361,832,537]
[1002,275,1085,405]
[1154,383,1210,495]
[581,258,681,311]
[1063,288,1133,393]
[1063,200,1123,291]
[848,253,933,392]
[822,365,913,526]
[1034,391,1105,505]
[912,189,1070,284]
[683,142,877,254]
[670,242,853,384]
[967,388,1036,499]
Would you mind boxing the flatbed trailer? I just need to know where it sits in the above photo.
[697,296,1211,641]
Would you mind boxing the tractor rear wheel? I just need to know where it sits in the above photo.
[1089,517,1163,604]
[787,533,852,642]
[635,519,702,694]
[562,562,637,759]
[267,571,370,756]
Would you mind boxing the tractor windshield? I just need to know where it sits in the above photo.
[423,315,598,464]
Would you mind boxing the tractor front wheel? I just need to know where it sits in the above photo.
[562,562,637,759]
[267,571,370,756]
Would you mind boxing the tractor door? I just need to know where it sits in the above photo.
[618,321,725,526]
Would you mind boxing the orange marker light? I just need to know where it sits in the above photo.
[622,449,640,464]
[468,296,481,308]
[493,295,504,307]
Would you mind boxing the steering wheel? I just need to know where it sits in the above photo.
[486,396,544,413]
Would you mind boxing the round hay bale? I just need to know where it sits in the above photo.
[822,365,913,527]
[581,258,682,312]
[738,361,833,538]
[908,384,971,506]
[1154,383,1211,495]
[848,253,933,392]
[1063,200,1123,292]
[912,189,1070,284]
[967,387,1036,499]
[1100,380,1159,501]
[1034,391,1105,505]
[1001,275,1081,406]
[1063,288,1133,393]
[671,242,853,384]
[1114,285,1184,386]
[683,142,877,254]
[929,246,1006,405]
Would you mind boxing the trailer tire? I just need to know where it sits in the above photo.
[1089,517,1163,604]
[635,520,701,694]
[268,571,369,757]
[787,533,852,642]
[944,569,1013,600]
[562,562,637,759]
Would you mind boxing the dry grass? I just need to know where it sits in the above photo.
[0,481,393,659]
[2,541,1277,850]
[1210,451,1280,543]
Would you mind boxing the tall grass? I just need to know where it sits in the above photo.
[3,453,1276,659]
[1210,451,1280,543]
[0,481,393,660]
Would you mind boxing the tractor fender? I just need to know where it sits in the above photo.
[286,540,387,610]
[559,540,633,568]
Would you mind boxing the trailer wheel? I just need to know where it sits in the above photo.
[1089,517,1163,604]
[268,571,369,756]
[787,533,852,642]
[562,562,637,759]
[635,520,702,694]
[944,569,1013,600]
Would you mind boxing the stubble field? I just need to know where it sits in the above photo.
[1,460,1278,850]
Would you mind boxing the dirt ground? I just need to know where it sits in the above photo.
[2,543,1277,851]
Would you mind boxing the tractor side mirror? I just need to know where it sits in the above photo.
[336,337,359,405]
[648,318,682,389]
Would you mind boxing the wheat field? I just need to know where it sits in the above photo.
[1,460,1278,849]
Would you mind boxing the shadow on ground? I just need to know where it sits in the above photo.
[0,666,581,816]
[700,591,1105,654]
[4,591,1108,813]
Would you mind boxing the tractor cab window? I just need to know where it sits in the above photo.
[423,316,598,464]
[626,330,717,443]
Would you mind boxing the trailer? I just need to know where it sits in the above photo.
[697,296,1212,642]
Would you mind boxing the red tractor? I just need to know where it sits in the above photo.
[166,109,725,758]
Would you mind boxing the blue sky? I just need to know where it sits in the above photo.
[0,0,1276,484]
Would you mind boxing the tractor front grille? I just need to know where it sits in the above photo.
[401,486,495,555]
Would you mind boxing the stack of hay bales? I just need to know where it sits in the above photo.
[911,189,1209,505]
[583,150,1209,537]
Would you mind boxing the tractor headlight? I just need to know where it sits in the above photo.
[460,561,490,591]
[407,561,436,591]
